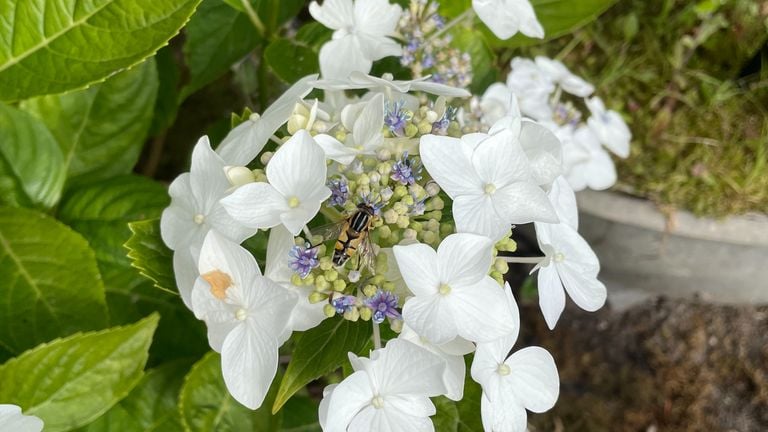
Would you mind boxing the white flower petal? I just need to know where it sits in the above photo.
[403,294,457,345]
[315,134,359,165]
[191,278,238,350]
[352,93,385,152]
[0,404,44,432]
[547,176,578,229]
[436,233,495,287]
[217,74,318,165]
[319,36,372,79]
[354,0,402,36]
[309,0,354,30]
[505,346,559,413]
[536,265,566,330]
[481,391,528,432]
[221,321,279,409]
[442,353,468,401]
[492,181,559,224]
[220,182,286,230]
[198,230,261,285]
[471,131,532,186]
[190,136,229,205]
[324,371,374,432]
[173,247,198,309]
[410,80,472,98]
[452,277,517,343]
[419,135,483,198]
[372,339,448,396]
[265,225,295,282]
[392,243,440,296]
[453,193,509,242]
[519,120,563,187]
[356,33,402,60]
[267,130,329,202]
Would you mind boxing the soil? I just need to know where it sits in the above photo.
[517,296,768,432]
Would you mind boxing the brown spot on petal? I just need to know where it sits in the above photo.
[202,270,233,299]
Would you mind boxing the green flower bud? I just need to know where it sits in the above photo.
[344,307,360,322]
[378,225,392,238]
[290,273,303,286]
[393,185,408,199]
[333,279,347,292]
[390,319,403,333]
[320,257,334,271]
[309,292,328,304]
[393,202,409,215]
[324,304,337,317]
[405,123,419,138]
[421,230,437,245]
[396,215,410,229]
[359,307,373,321]
[383,209,399,224]
[324,270,338,282]
[494,258,509,274]
[363,284,378,297]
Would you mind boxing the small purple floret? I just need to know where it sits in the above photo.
[332,295,358,314]
[365,290,401,324]
[327,179,350,207]
[384,100,411,137]
[288,244,319,279]
[391,151,422,185]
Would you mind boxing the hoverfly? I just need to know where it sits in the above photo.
[313,198,382,270]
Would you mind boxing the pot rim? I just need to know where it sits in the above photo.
[576,190,768,247]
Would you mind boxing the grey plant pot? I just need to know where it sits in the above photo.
[576,190,768,306]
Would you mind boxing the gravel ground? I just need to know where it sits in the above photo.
[516,295,768,432]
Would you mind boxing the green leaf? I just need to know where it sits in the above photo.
[181,0,263,100]
[295,22,333,51]
[0,207,108,355]
[0,314,159,432]
[432,396,460,432]
[125,218,177,294]
[0,0,202,101]
[0,103,65,209]
[264,39,320,84]
[179,351,283,432]
[151,46,183,135]
[273,318,372,413]
[77,359,191,432]
[223,0,305,36]
[58,175,170,267]
[21,59,159,186]
[101,259,207,365]
[279,397,321,432]
[451,28,497,95]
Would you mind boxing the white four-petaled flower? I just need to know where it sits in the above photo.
[420,127,558,242]
[471,285,559,432]
[314,93,385,164]
[319,339,448,432]
[221,130,331,236]
[160,136,256,308]
[393,233,518,345]
[191,231,297,409]
[533,177,607,329]
[585,96,632,158]
[309,0,402,79]
[472,0,544,40]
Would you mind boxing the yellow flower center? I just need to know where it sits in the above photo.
[497,364,511,376]
[554,252,565,263]
[287,196,301,208]
[193,214,205,224]
[371,395,385,409]
[484,183,497,195]
[439,283,452,295]
[235,308,247,321]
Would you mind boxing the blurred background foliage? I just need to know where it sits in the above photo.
[512,0,768,217]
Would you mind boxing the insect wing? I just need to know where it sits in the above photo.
[310,220,347,243]
[356,232,377,273]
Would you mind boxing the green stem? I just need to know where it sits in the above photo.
[372,322,382,350]
[501,256,545,264]
[240,0,266,37]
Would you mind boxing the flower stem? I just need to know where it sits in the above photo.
[302,225,314,240]
[501,256,545,264]
[372,322,382,350]
[240,0,266,37]
[428,8,475,42]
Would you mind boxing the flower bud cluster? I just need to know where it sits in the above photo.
[398,0,473,89]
